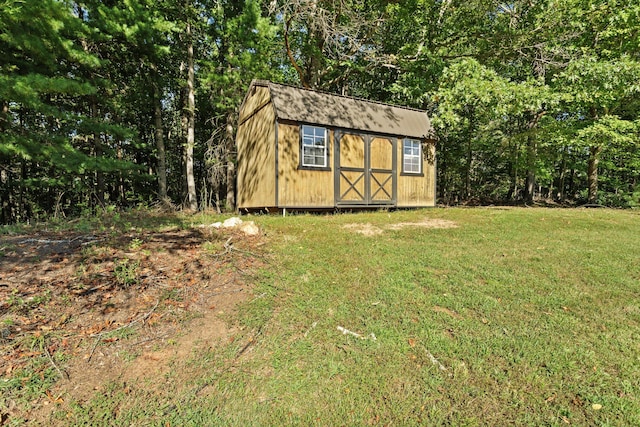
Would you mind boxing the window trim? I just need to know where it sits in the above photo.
[401,138,423,176]
[299,124,331,171]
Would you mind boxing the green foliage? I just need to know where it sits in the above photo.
[114,259,140,287]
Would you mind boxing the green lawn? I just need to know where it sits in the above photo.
[66,208,640,425]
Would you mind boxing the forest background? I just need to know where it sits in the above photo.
[2,0,639,224]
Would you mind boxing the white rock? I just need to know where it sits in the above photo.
[222,217,243,228]
[240,221,260,236]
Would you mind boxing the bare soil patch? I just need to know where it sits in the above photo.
[0,226,265,424]
[341,223,384,236]
[343,218,458,236]
[387,218,458,230]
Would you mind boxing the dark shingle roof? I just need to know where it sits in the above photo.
[251,80,432,139]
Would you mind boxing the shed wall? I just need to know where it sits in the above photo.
[396,142,436,207]
[238,85,271,125]
[277,123,334,207]
[237,98,276,209]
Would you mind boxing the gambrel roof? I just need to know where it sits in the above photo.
[246,80,433,140]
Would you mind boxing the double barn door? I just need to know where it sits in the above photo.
[335,131,397,206]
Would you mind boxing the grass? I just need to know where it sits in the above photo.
[48,208,640,425]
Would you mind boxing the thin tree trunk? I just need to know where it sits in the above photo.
[18,108,25,222]
[225,117,235,210]
[226,153,236,210]
[587,145,601,204]
[90,97,105,209]
[568,168,576,199]
[116,143,126,206]
[557,146,567,201]
[184,19,197,211]
[524,135,536,204]
[464,137,472,201]
[507,142,518,201]
[0,100,7,132]
[523,112,545,204]
[20,159,27,221]
[153,81,170,208]
[1,168,8,224]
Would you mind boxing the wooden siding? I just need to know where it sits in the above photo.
[339,133,365,168]
[397,141,436,207]
[277,123,334,207]
[370,137,393,170]
[236,98,276,209]
[238,85,271,125]
[337,133,366,203]
[370,137,394,203]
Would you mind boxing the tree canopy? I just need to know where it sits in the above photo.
[1,0,639,223]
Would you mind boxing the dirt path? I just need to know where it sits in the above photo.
[0,226,264,424]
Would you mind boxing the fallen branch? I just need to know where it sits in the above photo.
[190,326,264,398]
[87,300,160,362]
[304,321,318,337]
[44,346,68,380]
[129,332,171,347]
[337,326,376,341]
[19,236,100,245]
[425,350,447,371]
[209,236,264,260]
[251,292,267,301]
[210,237,234,257]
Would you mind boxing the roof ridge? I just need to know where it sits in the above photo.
[263,80,427,113]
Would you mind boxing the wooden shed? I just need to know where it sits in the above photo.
[236,80,436,211]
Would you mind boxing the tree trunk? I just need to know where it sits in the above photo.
[90,97,105,209]
[507,142,518,201]
[523,110,546,204]
[184,19,197,211]
[438,144,448,204]
[0,100,7,133]
[464,137,472,201]
[225,117,235,211]
[524,135,536,204]
[587,145,601,204]
[557,146,567,201]
[153,81,170,208]
[116,143,126,206]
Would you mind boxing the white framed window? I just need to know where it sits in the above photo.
[301,125,328,168]
[402,139,422,174]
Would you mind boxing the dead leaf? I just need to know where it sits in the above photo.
[46,390,64,403]
[433,305,462,319]
[408,338,416,348]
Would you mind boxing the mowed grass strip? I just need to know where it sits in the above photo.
[64,208,640,426]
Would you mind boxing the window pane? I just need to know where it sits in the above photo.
[403,139,421,174]
[301,125,328,167]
